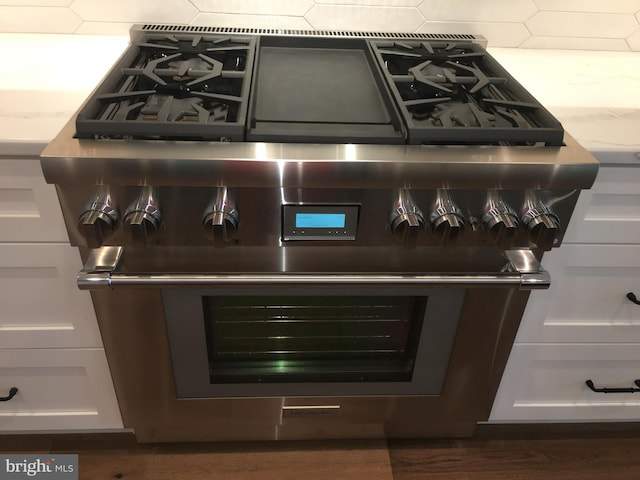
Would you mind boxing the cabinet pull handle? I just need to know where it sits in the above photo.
[0,387,18,401]
[585,380,640,394]
[627,292,640,305]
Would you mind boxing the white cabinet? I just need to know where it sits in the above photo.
[0,157,122,431]
[491,344,640,421]
[491,156,640,423]
[0,244,103,349]
[0,349,122,431]
[563,166,640,244]
[0,159,68,242]
[515,245,640,344]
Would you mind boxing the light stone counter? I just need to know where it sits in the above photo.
[0,34,128,156]
[490,48,640,164]
[0,34,638,163]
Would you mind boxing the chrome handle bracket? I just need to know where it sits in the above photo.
[504,249,551,289]
[77,246,123,289]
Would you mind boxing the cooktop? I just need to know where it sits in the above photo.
[74,25,564,146]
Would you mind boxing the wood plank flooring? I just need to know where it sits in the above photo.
[1,424,640,480]
[0,436,394,480]
[74,443,393,480]
[390,438,640,479]
[389,424,640,480]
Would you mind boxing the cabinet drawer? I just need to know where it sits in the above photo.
[0,159,68,242]
[490,343,640,422]
[516,244,640,343]
[0,348,122,431]
[0,244,103,348]
[563,166,640,244]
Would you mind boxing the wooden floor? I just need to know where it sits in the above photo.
[389,424,640,480]
[1,424,640,480]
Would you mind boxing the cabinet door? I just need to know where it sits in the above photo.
[0,244,103,348]
[563,166,640,244]
[516,244,640,344]
[0,159,68,242]
[0,348,122,431]
[490,344,640,422]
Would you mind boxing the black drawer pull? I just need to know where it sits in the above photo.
[0,387,18,401]
[586,379,640,394]
[627,292,640,305]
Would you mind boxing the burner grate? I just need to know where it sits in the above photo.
[75,33,256,140]
[370,40,564,145]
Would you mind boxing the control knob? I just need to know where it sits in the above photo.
[202,187,239,245]
[482,191,519,249]
[389,189,425,247]
[77,186,119,248]
[521,191,560,251]
[122,186,162,247]
[429,189,465,247]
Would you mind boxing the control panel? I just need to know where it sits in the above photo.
[70,186,569,250]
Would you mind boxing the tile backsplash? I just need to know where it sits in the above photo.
[2,0,640,51]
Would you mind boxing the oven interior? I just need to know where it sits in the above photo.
[203,295,426,384]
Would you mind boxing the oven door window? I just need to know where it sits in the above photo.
[204,295,425,384]
[163,287,465,398]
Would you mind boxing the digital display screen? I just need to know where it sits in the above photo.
[283,204,358,241]
[296,213,346,229]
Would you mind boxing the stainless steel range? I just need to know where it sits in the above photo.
[40,25,598,442]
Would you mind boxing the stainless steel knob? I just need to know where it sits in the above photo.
[389,189,425,247]
[123,186,162,247]
[521,191,560,251]
[482,191,519,249]
[202,187,239,245]
[429,189,465,247]
[77,186,119,248]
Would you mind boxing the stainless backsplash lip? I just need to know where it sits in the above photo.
[131,24,488,48]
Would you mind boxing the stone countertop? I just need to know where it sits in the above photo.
[489,48,640,165]
[0,33,639,163]
[0,34,129,156]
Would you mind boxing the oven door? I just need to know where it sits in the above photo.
[163,286,464,398]
[78,247,549,441]
[79,247,548,398]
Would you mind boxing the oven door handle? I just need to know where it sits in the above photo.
[76,247,550,290]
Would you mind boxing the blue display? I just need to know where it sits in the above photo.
[296,213,346,228]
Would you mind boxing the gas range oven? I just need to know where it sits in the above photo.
[41,25,598,442]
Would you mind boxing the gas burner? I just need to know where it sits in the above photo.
[371,40,563,145]
[139,95,229,123]
[432,102,495,128]
[75,33,256,140]
[121,54,224,86]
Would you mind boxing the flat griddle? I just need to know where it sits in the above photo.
[246,36,405,144]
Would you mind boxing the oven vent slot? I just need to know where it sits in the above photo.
[134,24,486,46]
